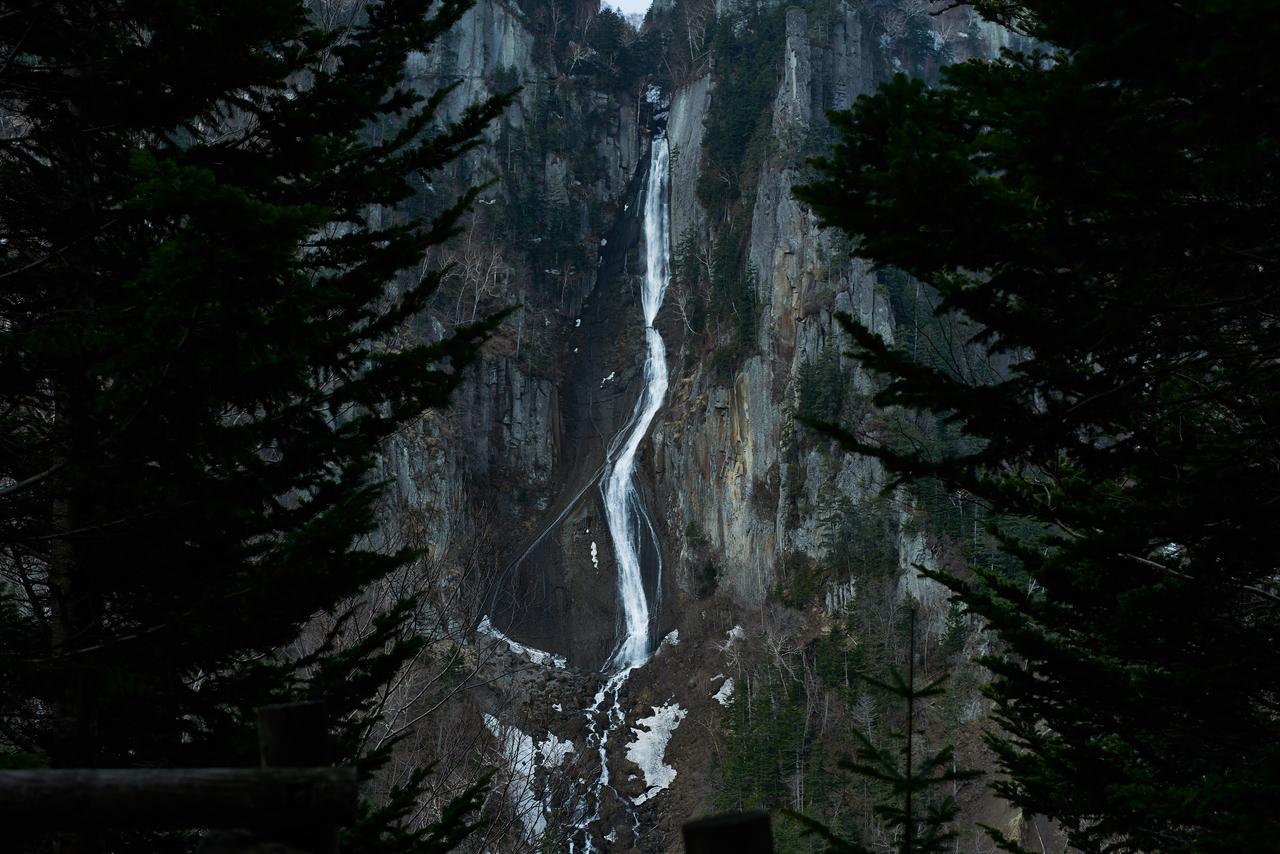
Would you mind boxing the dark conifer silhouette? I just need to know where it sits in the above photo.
[0,1,510,850]
[795,1,1280,850]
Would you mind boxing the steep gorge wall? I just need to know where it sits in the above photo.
[379,0,648,602]
[656,0,1016,614]
[373,1,1055,850]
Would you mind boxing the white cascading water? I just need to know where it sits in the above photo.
[602,133,670,670]
[573,134,671,852]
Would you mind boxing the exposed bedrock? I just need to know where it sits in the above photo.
[377,1,1048,850]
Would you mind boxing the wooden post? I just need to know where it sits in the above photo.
[255,701,339,854]
[258,701,331,768]
[682,811,774,854]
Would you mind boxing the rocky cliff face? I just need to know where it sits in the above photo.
[656,2,885,608]
[377,1,1055,851]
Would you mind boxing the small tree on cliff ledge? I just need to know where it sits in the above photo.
[796,1,1280,852]
[788,609,979,853]
[0,0,509,850]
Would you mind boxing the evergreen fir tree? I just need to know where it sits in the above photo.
[795,1,1280,850]
[788,609,977,854]
[0,0,510,850]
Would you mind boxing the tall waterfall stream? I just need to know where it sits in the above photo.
[479,134,673,851]
[573,134,672,851]
[603,133,671,672]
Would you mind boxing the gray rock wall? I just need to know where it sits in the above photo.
[382,0,1030,669]
[377,4,1039,845]
[654,1,898,607]
[667,74,710,244]
[385,0,1022,644]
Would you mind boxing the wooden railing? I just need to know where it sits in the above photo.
[0,701,780,854]
[0,701,353,854]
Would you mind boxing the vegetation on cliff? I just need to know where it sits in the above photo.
[798,0,1280,850]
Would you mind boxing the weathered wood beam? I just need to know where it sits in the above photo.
[0,767,358,829]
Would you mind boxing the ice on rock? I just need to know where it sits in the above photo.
[540,732,575,768]
[591,541,599,569]
[483,714,540,836]
[717,625,746,652]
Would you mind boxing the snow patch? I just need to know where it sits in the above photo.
[712,677,735,706]
[600,371,616,386]
[661,629,679,646]
[715,625,746,655]
[626,701,687,805]
[541,732,575,768]
[483,714,575,841]
[591,541,599,569]
[477,616,567,668]
[575,318,581,328]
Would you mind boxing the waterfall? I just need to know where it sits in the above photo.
[601,134,671,670]
[571,133,671,853]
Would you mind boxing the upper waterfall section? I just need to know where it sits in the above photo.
[602,135,671,671]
